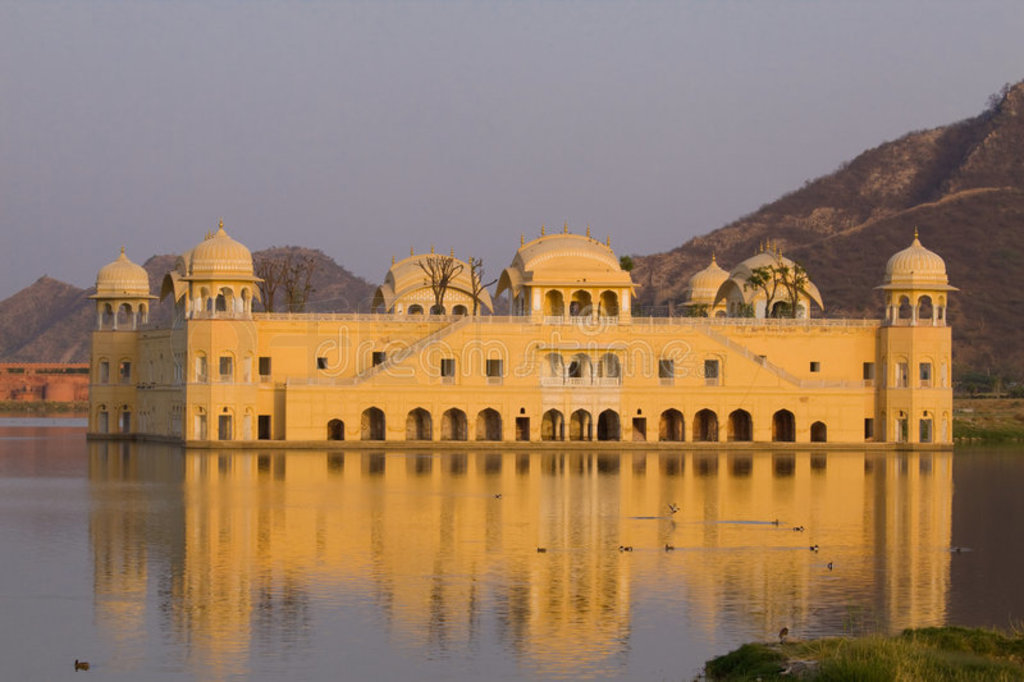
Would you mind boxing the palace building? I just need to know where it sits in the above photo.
[88,224,954,445]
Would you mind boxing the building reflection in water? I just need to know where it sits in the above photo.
[88,445,952,679]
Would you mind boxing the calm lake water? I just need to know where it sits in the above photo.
[1,420,1022,681]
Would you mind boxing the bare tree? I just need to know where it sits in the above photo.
[255,250,318,313]
[468,257,497,315]
[283,253,317,312]
[254,256,284,312]
[417,254,463,315]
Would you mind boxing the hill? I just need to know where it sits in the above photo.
[633,80,1024,381]
[0,248,376,362]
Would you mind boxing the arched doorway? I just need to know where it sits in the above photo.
[599,290,619,317]
[569,290,592,318]
[541,409,564,441]
[728,409,752,441]
[544,290,565,317]
[693,409,718,442]
[597,410,620,441]
[772,409,796,442]
[327,419,345,441]
[361,407,386,440]
[441,408,468,441]
[659,409,684,441]
[570,409,593,441]
[406,407,432,440]
[810,421,827,442]
[476,408,502,441]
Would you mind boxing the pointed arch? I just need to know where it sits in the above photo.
[441,408,468,441]
[406,407,432,440]
[728,409,752,442]
[476,408,502,441]
[541,409,564,441]
[597,409,620,441]
[361,407,386,441]
[659,409,684,442]
[570,409,593,441]
[693,409,718,442]
[772,409,796,442]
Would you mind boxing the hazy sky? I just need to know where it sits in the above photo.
[2,1,1023,300]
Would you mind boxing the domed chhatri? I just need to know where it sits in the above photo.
[188,220,255,279]
[94,247,150,298]
[89,224,954,446]
[882,229,951,288]
[682,254,729,314]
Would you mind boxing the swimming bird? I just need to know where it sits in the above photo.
[75,660,90,672]
[827,561,834,571]
[664,543,675,552]
[771,519,780,526]
[793,526,805,532]
[618,545,634,552]
[536,547,547,553]
[668,503,680,514]
[778,627,789,644]
[809,544,819,552]
[493,493,502,499]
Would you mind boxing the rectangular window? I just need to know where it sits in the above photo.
[919,419,933,443]
[864,418,874,440]
[258,356,271,379]
[219,356,233,381]
[919,362,932,388]
[372,351,386,366]
[863,362,875,386]
[809,361,820,373]
[704,359,720,386]
[896,362,909,388]
[218,415,232,441]
[317,357,328,370]
[99,361,110,384]
[119,361,131,384]
[658,359,674,378]
[258,415,271,440]
[486,359,503,377]
[440,358,456,382]
[195,356,208,383]
[515,417,530,441]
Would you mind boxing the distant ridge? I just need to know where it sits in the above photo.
[633,79,1024,380]
[0,248,376,362]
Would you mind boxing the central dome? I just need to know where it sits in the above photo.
[686,254,729,303]
[95,248,151,298]
[189,223,254,279]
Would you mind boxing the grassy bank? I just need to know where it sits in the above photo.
[703,626,1024,680]
[0,400,89,415]
[954,398,1024,442]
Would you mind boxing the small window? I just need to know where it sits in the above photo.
[864,418,874,440]
[372,351,386,366]
[896,362,908,388]
[99,361,110,384]
[258,356,272,377]
[809,361,820,373]
[863,362,875,384]
[219,356,233,381]
[919,362,932,387]
[486,359,503,377]
[119,361,131,384]
[704,359,720,385]
[440,358,456,377]
[195,356,208,382]
[317,357,328,370]
[658,359,674,378]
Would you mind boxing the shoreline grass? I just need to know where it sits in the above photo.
[703,626,1024,680]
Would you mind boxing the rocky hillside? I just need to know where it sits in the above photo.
[0,248,376,362]
[633,80,1024,380]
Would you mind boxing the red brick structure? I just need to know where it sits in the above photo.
[0,363,89,402]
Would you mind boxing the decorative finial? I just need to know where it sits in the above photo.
[563,221,568,234]
[218,218,224,231]
[711,251,716,264]
[541,224,545,236]
[606,235,610,246]
[520,234,524,246]
[914,226,919,240]
[392,255,395,265]
[430,244,435,254]
[450,247,454,258]
[120,246,126,256]
[586,224,591,238]
[410,246,415,256]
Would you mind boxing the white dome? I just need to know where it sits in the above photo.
[883,232,949,287]
[188,223,254,279]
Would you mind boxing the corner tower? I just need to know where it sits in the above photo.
[876,231,956,443]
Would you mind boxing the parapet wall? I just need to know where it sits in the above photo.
[0,363,90,402]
